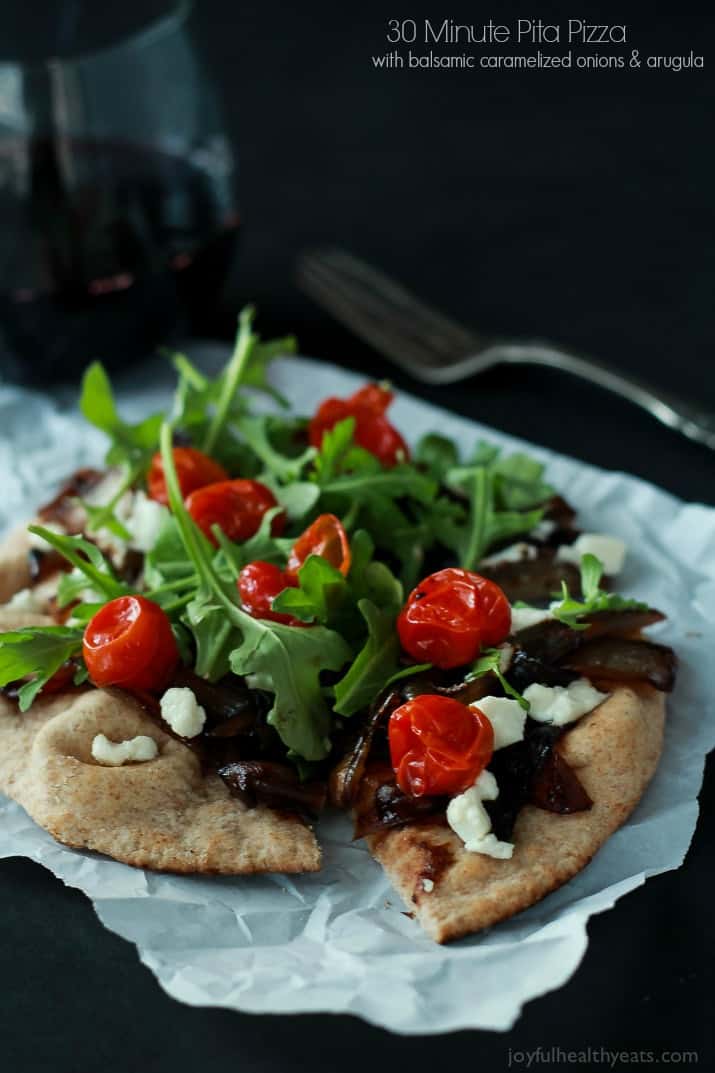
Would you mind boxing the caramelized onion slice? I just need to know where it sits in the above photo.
[530,750,593,813]
[561,638,677,692]
[480,556,581,606]
[218,760,326,817]
[329,690,400,809]
[516,608,666,665]
[353,765,447,838]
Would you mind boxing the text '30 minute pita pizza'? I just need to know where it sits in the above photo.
[0,308,676,940]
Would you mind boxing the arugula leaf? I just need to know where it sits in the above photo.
[0,627,84,710]
[80,362,163,471]
[550,553,648,629]
[414,433,459,482]
[235,414,316,483]
[272,555,348,625]
[312,417,380,484]
[159,423,352,759]
[444,468,544,568]
[468,647,529,710]
[228,614,351,760]
[491,453,554,511]
[201,307,297,454]
[332,599,402,717]
[28,527,128,604]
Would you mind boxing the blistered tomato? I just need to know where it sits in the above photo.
[308,383,409,468]
[285,513,351,580]
[83,596,179,692]
[397,568,511,670]
[185,479,285,546]
[388,694,494,797]
[237,561,307,627]
[147,447,227,506]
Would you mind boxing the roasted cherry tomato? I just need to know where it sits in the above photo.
[237,561,308,627]
[397,567,511,669]
[285,513,351,580]
[147,447,227,506]
[185,479,285,546]
[308,383,409,468]
[83,596,179,692]
[388,694,494,797]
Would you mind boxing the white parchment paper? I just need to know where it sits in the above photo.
[0,349,713,1034]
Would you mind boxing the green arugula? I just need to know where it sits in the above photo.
[443,468,544,569]
[159,423,351,760]
[28,527,128,605]
[0,626,84,711]
[468,647,529,711]
[550,553,649,629]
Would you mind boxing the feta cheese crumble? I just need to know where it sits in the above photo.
[421,878,435,893]
[6,587,45,612]
[556,533,627,576]
[91,733,158,766]
[531,519,556,541]
[160,687,207,738]
[470,695,526,750]
[524,678,608,726]
[509,605,555,632]
[446,770,514,859]
[127,492,167,553]
[480,541,538,567]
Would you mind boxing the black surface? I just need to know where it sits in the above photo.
[2,6,714,1072]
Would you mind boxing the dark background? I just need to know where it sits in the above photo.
[2,5,714,1072]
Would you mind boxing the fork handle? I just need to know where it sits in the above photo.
[490,341,715,450]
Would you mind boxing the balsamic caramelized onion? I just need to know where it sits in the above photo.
[329,690,401,809]
[352,765,447,838]
[561,638,677,692]
[37,467,103,531]
[480,556,582,606]
[529,750,593,814]
[218,760,326,817]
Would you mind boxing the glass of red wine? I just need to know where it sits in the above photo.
[0,1,239,383]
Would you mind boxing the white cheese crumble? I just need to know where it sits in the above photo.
[524,678,608,726]
[531,519,556,541]
[160,686,207,738]
[509,605,555,632]
[556,533,627,576]
[127,492,167,553]
[6,587,45,612]
[421,878,435,893]
[91,733,158,766]
[498,642,514,673]
[446,770,514,859]
[470,696,526,750]
[480,541,538,567]
[27,520,66,550]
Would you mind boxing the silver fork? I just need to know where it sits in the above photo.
[297,248,715,451]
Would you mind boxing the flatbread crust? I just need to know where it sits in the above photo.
[0,525,32,603]
[0,685,320,874]
[367,684,665,942]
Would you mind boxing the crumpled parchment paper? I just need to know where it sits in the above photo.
[0,348,713,1034]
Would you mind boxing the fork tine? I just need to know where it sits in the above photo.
[298,256,447,371]
[319,250,479,351]
[297,249,480,371]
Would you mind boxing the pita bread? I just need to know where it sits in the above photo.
[367,684,665,942]
[0,669,320,875]
[0,525,32,603]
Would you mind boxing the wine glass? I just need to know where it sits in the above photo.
[0,0,239,383]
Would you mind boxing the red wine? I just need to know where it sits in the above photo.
[0,136,239,382]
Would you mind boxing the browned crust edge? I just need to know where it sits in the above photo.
[367,685,666,942]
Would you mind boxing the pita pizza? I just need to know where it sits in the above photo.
[0,311,676,940]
